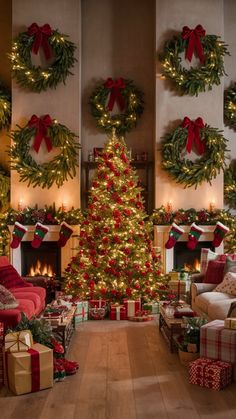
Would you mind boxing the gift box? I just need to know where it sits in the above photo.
[169,280,188,294]
[89,299,107,308]
[142,301,159,314]
[123,299,141,318]
[5,330,33,353]
[224,317,236,329]
[169,271,180,281]
[0,323,4,387]
[6,343,53,395]
[200,319,236,380]
[189,357,232,390]
[109,305,127,320]
[129,310,154,322]
[74,301,89,325]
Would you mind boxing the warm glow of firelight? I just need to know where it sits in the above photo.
[29,260,54,277]
[183,258,200,272]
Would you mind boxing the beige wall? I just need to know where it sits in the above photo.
[155,0,225,211]
[11,0,81,210]
[81,0,155,209]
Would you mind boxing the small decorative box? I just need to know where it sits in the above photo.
[109,305,127,320]
[123,299,141,318]
[142,301,159,314]
[5,330,33,353]
[224,318,236,329]
[189,357,232,390]
[74,301,89,325]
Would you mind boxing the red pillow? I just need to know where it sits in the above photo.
[203,260,225,284]
[0,265,27,289]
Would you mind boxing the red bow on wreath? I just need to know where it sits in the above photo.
[104,77,126,111]
[28,114,53,153]
[181,117,205,155]
[181,24,206,63]
[27,23,52,60]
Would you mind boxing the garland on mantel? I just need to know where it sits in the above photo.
[150,206,236,254]
[0,205,84,256]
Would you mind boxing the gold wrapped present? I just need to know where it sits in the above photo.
[169,271,180,280]
[224,318,236,329]
[6,343,53,395]
[5,330,33,353]
[169,280,187,294]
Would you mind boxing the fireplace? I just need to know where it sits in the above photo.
[8,224,80,276]
[154,225,224,273]
[21,242,61,278]
[174,241,214,272]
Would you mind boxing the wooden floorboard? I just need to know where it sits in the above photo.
[1,319,236,419]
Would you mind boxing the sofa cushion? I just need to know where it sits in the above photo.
[224,256,236,275]
[217,254,236,262]
[215,272,236,296]
[195,291,232,314]
[203,260,225,284]
[0,285,19,310]
[0,265,28,289]
[11,290,41,311]
[207,298,236,320]
[11,286,46,303]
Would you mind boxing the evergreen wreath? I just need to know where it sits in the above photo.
[0,82,11,130]
[0,166,10,209]
[90,78,144,135]
[10,23,77,92]
[10,116,80,189]
[224,160,236,208]
[161,119,228,188]
[159,25,229,96]
[224,83,236,129]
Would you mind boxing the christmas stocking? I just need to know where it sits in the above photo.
[165,223,185,249]
[31,222,49,248]
[10,222,28,249]
[212,222,229,248]
[187,223,205,250]
[57,222,73,247]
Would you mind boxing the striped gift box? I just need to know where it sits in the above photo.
[200,320,236,380]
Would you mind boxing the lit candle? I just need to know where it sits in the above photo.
[18,199,23,211]
[166,200,173,212]
[209,200,216,212]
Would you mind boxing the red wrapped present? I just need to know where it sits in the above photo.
[200,320,236,380]
[129,310,154,322]
[109,305,127,320]
[0,323,4,387]
[189,357,232,390]
[123,299,141,318]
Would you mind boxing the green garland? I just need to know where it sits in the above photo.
[224,83,236,129]
[90,78,144,135]
[10,27,76,92]
[224,161,236,208]
[161,122,228,188]
[0,165,10,210]
[10,119,80,188]
[159,32,229,96]
[0,82,11,130]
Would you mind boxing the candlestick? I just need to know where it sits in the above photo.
[61,202,67,212]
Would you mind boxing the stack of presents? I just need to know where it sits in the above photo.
[188,318,236,390]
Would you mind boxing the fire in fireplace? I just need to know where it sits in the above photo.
[174,241,214,273]
[21,242,61,278]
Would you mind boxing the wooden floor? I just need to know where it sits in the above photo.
[1,319,236,419]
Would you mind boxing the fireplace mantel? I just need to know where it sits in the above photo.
[154,225,223,274]
[8,225,80,276]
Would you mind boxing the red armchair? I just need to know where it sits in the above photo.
[0,256,46,329]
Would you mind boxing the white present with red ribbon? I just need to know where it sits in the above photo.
[74,301,88,325]
[123,299,141,318]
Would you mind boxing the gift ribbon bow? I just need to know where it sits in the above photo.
[181,116,205,155]
[181,25,206,63]
[104,77,126,111]
[28,114,53,153]
[27,22,52,60]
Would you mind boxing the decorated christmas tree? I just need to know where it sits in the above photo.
[63,132,167,302]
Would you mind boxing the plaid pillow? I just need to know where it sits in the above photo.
[200,248,218,274]
[0,285,19,310]
[0,265,27,289]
